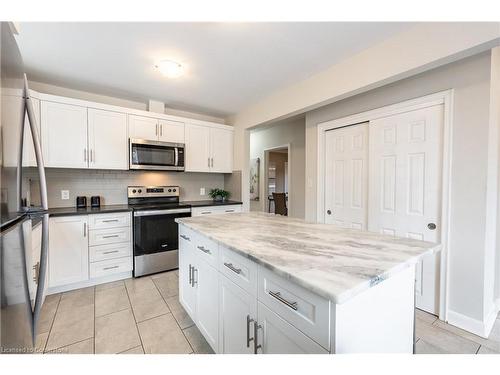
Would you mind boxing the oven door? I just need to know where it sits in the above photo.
[133,208,191,256]
[129,139,184,171]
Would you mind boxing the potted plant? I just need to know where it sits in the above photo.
[208,188,230,202]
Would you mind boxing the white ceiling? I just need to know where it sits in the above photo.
[16,22,413,118]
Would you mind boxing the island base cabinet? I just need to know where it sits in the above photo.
[257,302,328,354]
[195,259,219,351]
[179,234,197,319]
[219,275,257,354]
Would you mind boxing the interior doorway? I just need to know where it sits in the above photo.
[264,145,290,215]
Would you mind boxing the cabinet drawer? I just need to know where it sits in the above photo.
[90,257,132,279]
[89,227,130,246]
[193,233,218,268]
[89,212,131,230]
[219,246,257,296]
[191,204,242,217]
[89,242,132,262]
[258,266,330,350]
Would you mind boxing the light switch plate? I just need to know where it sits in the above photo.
[61,190,69,200]
[200,187,205,196]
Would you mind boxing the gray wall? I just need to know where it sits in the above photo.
[27,168,225,207]
[249,117,305,218]
[305,52,492,322]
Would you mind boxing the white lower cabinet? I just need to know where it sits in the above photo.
[48,216,89,288]
[257,302,328,354]
[48,212,132,293]
[219,275,257,354]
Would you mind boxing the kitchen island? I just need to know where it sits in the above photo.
[176,212,440,354]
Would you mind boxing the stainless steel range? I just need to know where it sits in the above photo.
[128,186,191,277]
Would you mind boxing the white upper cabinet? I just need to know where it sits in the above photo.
[210,127,233,173]
[41,101,88,168]
[185,123,211,172]
[128,115,158,141]
[185,123,233,173]
[88,109,128,170]
[158,119,185,144]
[22,97,41,167]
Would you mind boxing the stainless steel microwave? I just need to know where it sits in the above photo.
[129,139,185,171]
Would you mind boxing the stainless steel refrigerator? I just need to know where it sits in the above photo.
[1,22,49,353]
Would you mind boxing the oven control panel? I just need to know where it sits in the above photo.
[127,186,179,198]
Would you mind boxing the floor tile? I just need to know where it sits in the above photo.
[152,271,179,299]
[95,309,141,354]
[47,338,94,354]
[127,283,170,322]
[35,332,49,354]
[58,287,94,311]
[124,276,156,294]
[166,296,194,329]
[119,346,144,354]
[183,325,214,354]
[95,285,130,317]
[46,304,94,351]
[415,338,447,354]
[37,293,61,334]
[433,318,500,352]
[138,313,192,354]
[477,345,499,354]
[95,280,125,292]
[415,308,438,324]
[416,320,480,354]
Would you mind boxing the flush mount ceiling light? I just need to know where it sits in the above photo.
[155,59,184,78]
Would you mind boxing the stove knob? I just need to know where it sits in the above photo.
[168,189,172,192]
[138,189,142,193]
[173,189,177,192]
[132,189,136,193]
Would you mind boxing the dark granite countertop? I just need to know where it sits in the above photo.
[48,204,132,217]
[46,200,242,217]
[180,200,243,208]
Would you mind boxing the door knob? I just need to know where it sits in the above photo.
[327,210,332,215]
[427,223,437,230]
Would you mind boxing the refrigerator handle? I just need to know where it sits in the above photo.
[24,75,48,210]
[32,214,49,341]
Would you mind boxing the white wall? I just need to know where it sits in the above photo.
[249,117,305,218]
[305,52,494,327]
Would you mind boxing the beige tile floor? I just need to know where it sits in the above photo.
[36,269,500,354]
[36,270,214,354]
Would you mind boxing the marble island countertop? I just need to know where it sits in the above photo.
[176,212,441,304]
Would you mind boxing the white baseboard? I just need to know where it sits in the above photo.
[47,271,132,295]
[447,304,500,338]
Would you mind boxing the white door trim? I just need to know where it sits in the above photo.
[316,90,454,321]
[263,144,291,215]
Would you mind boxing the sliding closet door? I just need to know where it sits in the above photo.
[368,104,444,314]
[324,123,368,229]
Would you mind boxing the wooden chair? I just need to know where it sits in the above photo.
[272,192,288,216]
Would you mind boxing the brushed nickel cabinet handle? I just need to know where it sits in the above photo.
[208,157,210,167]
[224,262,242,274]
[103,265,119,271]
[268,290,298,310]
[192,267,198,286]
[84,148,87,162]
[200,211,212,215]
[180,234,190,241]
[246,315,254,348]
[160,124,163,136]
[83,222,87,237]
[253,321,262,354]
[211,157,213,167]
[197,245,211,254]
[102,235,119,239]
[102,219,119,223]
[188,264,193,286]
[102,250,119,255]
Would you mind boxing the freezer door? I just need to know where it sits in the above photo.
[0,217,34,353]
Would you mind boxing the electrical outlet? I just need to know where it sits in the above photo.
[200,187,205,196]
[61,190,69,200]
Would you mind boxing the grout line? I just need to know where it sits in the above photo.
[46,337,94,354]
[476,345,481,354]
[123,278,146,354]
